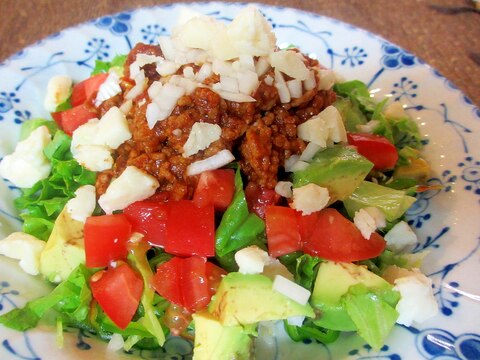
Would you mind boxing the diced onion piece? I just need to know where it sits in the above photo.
[384,221,418,253]
[98,166,159,214]
[299,142,321,162]
[297,114,329,147]
[272,275,311,305]
[44,75,72,112]
[183,122,222,157]
[147,83,186,128]
[196,63,213,83]
[284,155,300,172]
[95,72,121,107]
[107,333,125,352]
[186,149,235,176]
[317,69,336,90]
[219,75,239,93]
[156,60,180,76]
[289,160,309,172]
[269,50,309,81]
[322,106,347,143]
[129,54,162,79]
[125,71,147,100]
[237,70,260,95]
[238,55,255,71]
[214,90,256,103]
[235,246,271,274]
[168,75,199,95]
[255,56,270,76]
[264,75,274,86]
[274,181,293,198]
[303,70,316,91]
[158,36,176,61]
[148,81,163,99]
[286,79,302,99]
[212,59,234,76]
[274,69,291,104]
[183,66,195,79]
[119,100,133,114]
[291,183,330,215]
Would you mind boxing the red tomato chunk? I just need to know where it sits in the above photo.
[52,103,97,136]
[265,205,302,258]
[90,263,143,329]
[84,214,132,268]
[347,132,398,170]
[124,201,168,247]
[151,256,226,313]
[301,208,386,262]
[193,169,235,211]
[71,73,108,107]
[164,200,215,257]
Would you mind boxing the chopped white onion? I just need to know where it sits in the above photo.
[212,59,234,76]
[238,55,255,71]
[274,69,291,104]
[275,181,293,198]
[186,149,235,176]
[158,36,176,61]
[237,70,260,95]
[299,142,321,162]
[272,275,311,305]
[286,79,302,99]
[264,75,274,86]
[156,60,180,76]
[317,69,336,90]
[147,81,163,99]
[125,71,147,100]
[289,160,309,172]
[119,100,133,114]
[303,70,316,91]
[284,154,300,172]
[129,54,162,79]
[255,56,270,76]
[183,66,196,79]
[196,63,213,82]
[269,50,309,81]
[214,90,256,103]
[107,333,125,352]
[220,75,239,93]
[147,83,186,128]
[94,72,121,107]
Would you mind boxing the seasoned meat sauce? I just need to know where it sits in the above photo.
[96,43,336,200]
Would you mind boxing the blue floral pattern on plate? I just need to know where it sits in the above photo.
[0,2,479,359]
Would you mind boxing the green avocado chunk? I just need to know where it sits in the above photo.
[193,311,253,360]
[208,273,314,326]
[311,261,392,331]
[292,146,373,204]
[39,207,85,283]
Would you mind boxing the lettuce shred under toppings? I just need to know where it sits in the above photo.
[14,125,96,240]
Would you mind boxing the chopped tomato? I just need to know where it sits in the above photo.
[123,201,168,247]
[265,205,302,257]
[151,256,224,312]
[193,169,235,211]
[164,200,215,257]
[52,103,97,135]
[301,208,386,262]
[245,182,281,220]
[90,263,143,329]
[84,214,132,268]
[150,256,183,306]
[347,132,398,170]
[71,73,108,107]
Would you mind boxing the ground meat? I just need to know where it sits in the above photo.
[96,43,337,200]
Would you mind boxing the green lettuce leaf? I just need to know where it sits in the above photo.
[343,284,399,350]
[19,118,59,140]
[343,181,416,222]
[333,80,377,113]
[91,54,127,76]
[14,130,96,240]
[215,170,265,258]
[0,265,92,331]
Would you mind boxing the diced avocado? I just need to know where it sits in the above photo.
[39,207,85,283]
[343,181,416,222]
[208,273,314,326]
[193,311,253,360]
[394,157,430,182]
[334,97,368,133]
[292,146,373,204]
[311,261,392,331]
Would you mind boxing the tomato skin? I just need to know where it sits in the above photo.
[165,201,215,257]
[84,214,132,268]
[265,205,302,257]
[347,132,399,170]
[52,103,97,135]
[71,73,108,106]
[151,256,225,313]
[245,182,281,220]
[301,208,386,262]
[123,201,168,247]
[193,169,235,211]
[150,257,183,306]
[90,263,143,329]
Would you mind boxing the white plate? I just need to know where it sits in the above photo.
[1,2,479,359]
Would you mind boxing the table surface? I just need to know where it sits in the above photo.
[1,0,479,106]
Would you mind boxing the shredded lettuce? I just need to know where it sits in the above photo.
[91,54,127,76]
[19,118,59,140]
[14,130,96,240]
[215,170,265,259]
[0,265,93,331]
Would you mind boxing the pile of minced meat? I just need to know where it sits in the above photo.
[86,7,338,201]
